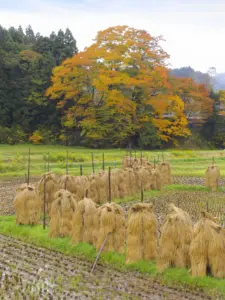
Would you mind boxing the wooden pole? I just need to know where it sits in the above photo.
[154,157,156,169]
[108,166,111,203]
[206,200,209,212]
[92,152,95,174]
[27,148,31,185]
[66,150,69,175]
[91,232,111,273]
[141,150,143,165]
[129,150,132,167]
[85,189,88,198]
[114,156,116,168]
[25,173,27,184]
[43,171,47,229]
[162,152,164,162]
[102,153,105,171]
[141,181,144,202]
[80,165,83,176]
[213,156,215,165]
[47,152,50,172]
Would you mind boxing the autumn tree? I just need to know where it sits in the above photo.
[47,25,190,147]
[169,76,214,124]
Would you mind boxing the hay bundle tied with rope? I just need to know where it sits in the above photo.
[157,203,193,272]
[49,189,78,238]
[72,197,98,245]
[205,164,220,192]
[13,184,41,225]
[190,211,225,278]
[126,203,157,264]
[96,203,125,253]
[159,162,172,185]
[37,172,59,215]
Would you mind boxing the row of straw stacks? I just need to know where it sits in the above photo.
[49,195,225,279]
[13,182,225,279]
[34,158,171,217]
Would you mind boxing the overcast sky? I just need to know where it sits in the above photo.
[1,0,225,73]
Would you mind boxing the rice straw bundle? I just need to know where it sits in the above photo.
[117,169,128,199]
[75,175,90,200]
[150,168,162,190]
[159,162,172,185]
[96,203,125,253]
[88,175,98,203]
[205,165,220,192]
[157,203,193,272]
[126,203,157,264]
[49,189,78,238]
[13,184,41,225]
[72,197,98,245]
[190,211,225,278]
[96,172,108,204]
[58,175,76,193]
[37,172,59,215]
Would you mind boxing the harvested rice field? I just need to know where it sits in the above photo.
[0,234,214,299]
[1,147,225,299]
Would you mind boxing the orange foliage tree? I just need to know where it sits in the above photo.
[169,76,214,124]
[46,26,190,146]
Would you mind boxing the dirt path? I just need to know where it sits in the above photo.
[0,234,213,300]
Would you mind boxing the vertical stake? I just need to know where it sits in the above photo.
[66,150,69,175]
[47,152,50,172]
[114,156,116,168]
[154,157,156,169]
[135,149,137,159]
[102,153,105,171]
[162,152,164,162]
[206,200,209,212]
[43,165,47,229]
[141,181,144,202]
[108,167,111,203]
[27,148,31,185]
[80,165,83,176]
[141,150,143,165]
[212,156,215,165]
[129,150,132,167]
[92,152,95,174]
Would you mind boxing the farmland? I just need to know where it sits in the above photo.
[0,145,225,299]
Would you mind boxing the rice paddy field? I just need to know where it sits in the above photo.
[1,144,225,299]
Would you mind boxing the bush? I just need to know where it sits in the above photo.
[29,127,58,145]
[0,126,27,144]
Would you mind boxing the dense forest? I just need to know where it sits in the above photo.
[1,24,225,149]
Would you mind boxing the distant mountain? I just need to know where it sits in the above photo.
[170,66,211,87]
[212,73,225,91]
[170,66,225,91]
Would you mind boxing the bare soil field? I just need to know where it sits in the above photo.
[0,234,212,300]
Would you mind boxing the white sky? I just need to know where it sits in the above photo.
[1,0,225,73]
